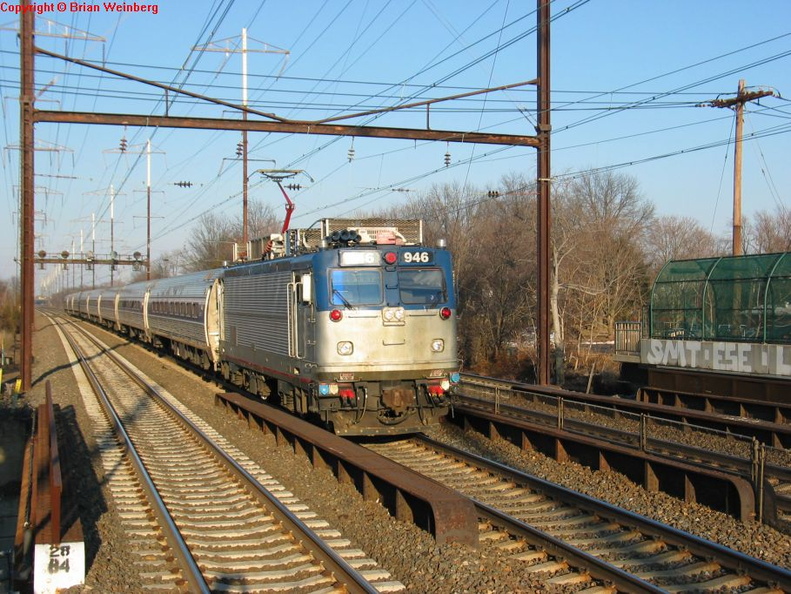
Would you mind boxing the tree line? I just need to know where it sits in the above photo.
[392,171,788,377]
[26,169,789,380]
[153,169,787,379]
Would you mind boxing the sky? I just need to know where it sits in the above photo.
[0,0,789,293]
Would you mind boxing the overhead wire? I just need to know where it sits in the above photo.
[745,111,787,212]
[461,0,511,191]
[244,1,518,169]
[85,0,242,263]
[272,0,589,206]
[10,2,791,273]
[553,32,791,134]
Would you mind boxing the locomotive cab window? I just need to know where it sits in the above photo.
[398,268,446,305]
[330,269,383,306]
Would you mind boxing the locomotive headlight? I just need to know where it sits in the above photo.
[337,341,354,355]
[382,307,405,324]
[431,339,444,352]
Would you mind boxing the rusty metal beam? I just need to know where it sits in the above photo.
[215,391,479,546]
[20,3,34,391]
[36,258,144,267]
[33,110,540,147]
[536,0,552,386]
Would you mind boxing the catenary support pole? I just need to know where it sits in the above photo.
[20,3,35,391]
[536,0,552,385]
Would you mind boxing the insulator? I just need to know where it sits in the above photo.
[119,137,127,152]
[444,151,451,167]
[236,142,243,157]
[347,146,355,162]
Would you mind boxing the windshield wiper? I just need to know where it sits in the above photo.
[333,289,355,310]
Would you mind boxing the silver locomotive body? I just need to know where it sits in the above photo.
[219,222,459,435]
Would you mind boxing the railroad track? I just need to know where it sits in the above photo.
[637,385,791,425]
[366,435,791,593]
[458,373,791,523]
[460,373,791,448]
[53,315,403,593]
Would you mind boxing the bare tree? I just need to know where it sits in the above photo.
[747,205,791,254]
[129,248,187,281]
[183,210,236,272]
[459,192,535,365]
[242,200,281,239]
[0,277,20,333]
[643,215,721,276]
[181,200,279,272]
[553,171,654,356]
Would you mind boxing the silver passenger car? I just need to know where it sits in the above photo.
[117,280,151,340]
[146,269,223,370]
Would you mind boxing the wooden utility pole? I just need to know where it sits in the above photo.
[707,79,775,256]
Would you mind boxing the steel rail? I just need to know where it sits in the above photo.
[416,434,791,590]
[65,316,379,594]
[460,373,791,447]
[455,386,791,486]
[473,501,664,594]
[56,318,210,593]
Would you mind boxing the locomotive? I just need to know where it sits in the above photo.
[65,218,460,435]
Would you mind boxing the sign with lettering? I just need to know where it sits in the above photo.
[641,339,791,377]
[34,542,85,593]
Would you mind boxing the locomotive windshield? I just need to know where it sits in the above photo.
[330,269,383,305]
[398,268,446,305]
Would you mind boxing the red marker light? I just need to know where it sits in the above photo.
[439,307,452,320]
[383,252,398,265]
[329,309,343,322]
[339,388,355,400]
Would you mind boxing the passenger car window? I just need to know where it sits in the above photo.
[330,269,383,305]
